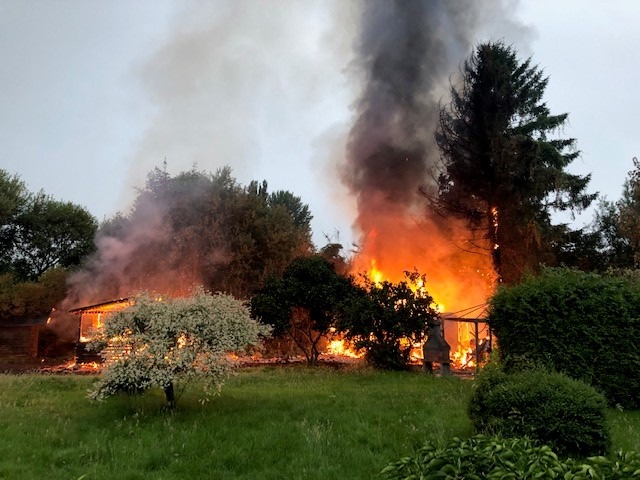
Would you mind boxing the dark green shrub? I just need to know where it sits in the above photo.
[489,268,640,409]
[336,271,438,370]
[381,435,640,479]
[469,363,609,457]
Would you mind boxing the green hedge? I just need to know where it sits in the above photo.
[489,268,640,409]
[469,363,609,457]
[381,435,640,479]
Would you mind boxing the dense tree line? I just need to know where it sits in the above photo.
[0,169,97,322]
[77,165,314,301]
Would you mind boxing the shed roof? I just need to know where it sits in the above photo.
[69,298,132,315]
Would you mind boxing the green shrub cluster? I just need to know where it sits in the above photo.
[381,435,640,479]
[468,363,609,457]
[489,268,640,409]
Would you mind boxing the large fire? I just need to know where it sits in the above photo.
[347,205,496,369]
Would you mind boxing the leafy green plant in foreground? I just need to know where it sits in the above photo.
[382,435,640,479]
[469,362,609,457]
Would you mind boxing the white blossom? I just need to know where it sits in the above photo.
[89,287,271,405]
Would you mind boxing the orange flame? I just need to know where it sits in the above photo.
[350,205,495,369]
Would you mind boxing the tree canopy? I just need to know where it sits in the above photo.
[9,193,97,280]
[434,41,595,284]
[0,268,68,323]
[250,255,352,365]
[76,166,313,301]
[0,169,97,282]
[554,157,640,272]
[603,157,640,268]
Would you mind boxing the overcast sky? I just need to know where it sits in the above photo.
[1,1,638,248]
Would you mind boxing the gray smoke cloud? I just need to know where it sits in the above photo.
[62,0,533,313]
[124,0,356,211]
[64,0,358,310]
[343,0,533,243]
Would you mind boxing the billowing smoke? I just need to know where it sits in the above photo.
[62,174,216,309]
[122,0,356,235]
[63,1,357,310]
[343,0,531,311]
[60,0,532,317]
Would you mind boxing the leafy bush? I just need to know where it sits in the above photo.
[336,271,439,370]
[469,363,609,457]
[250,255,353,365]
[89,288,271,408]
[489,267,640,409]
[381,435,640,479]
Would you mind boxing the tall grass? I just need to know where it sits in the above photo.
[0,366,472,480]
[0,366,638,479]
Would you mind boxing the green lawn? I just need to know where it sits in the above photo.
[0,366,638,480]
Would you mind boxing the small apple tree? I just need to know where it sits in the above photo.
[89,288,271,408]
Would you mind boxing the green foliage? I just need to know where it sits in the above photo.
[489,267,640,408]
[0,170,29,270]
[618,158,640,266]
[0,268,68,322]
[588,158,640,269]
[0,170,28,226]
[382,434,640,480]
[251,255,353,364]
[469,363,609,457]
[268,189,313,232]
[90,288,271,407]
[0,170,97,281]
[337,271,439,370]
[9,192,97,280]
[435,41,595,284]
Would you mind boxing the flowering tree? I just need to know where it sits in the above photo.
[89,288,271,408]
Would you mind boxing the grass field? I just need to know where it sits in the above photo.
[0,366,638,479]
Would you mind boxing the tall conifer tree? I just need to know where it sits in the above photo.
[435,41,595,283]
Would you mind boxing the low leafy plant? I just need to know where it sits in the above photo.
[381,435,640,479]
[469,362,609,457]
[336,271,439,370]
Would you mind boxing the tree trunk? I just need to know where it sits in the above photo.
[163,381,176,409]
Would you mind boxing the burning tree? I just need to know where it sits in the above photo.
[434,41,595,284]
[89,288,270,408]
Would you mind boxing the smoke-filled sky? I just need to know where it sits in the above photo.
[1,0,638,248]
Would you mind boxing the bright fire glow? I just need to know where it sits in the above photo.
[350,208,495,370]
[326,339,360,358]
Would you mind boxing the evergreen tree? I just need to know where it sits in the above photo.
[435,41,595,284]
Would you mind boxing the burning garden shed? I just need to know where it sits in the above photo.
[69,298,132,362]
